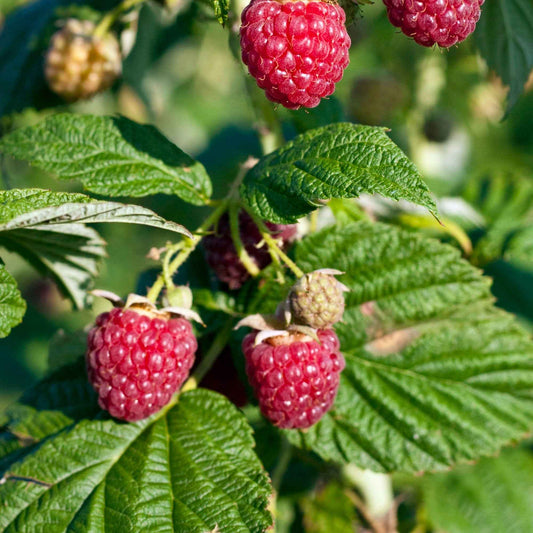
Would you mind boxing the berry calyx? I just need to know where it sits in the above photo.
[45,18,122,102]
[289,269,347,329]
[243,329,345,428]
[240,0,351,109]
[383,0,484,48]
[86,294,197,422]
[203,210,297,290]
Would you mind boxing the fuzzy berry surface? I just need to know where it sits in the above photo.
[240,0,351,109]
[289,271,345,329]
[86,307,197,422]
[45,18,121,101]
[203,211,297,290]
[243,329,345,429]
[383,0,484,48]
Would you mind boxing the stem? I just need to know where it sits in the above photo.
[146,159,256,304]
[342,465,396,533]
[244,207,304,278]
[94,0,145,38]
[271,435,292,492]
[229,202,261,277]
[182,317,234,391]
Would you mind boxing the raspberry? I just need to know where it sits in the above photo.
[383,0,484,48]
[243,329,345,428]
[240,0,351,109]
[86,307,197,421]
[289,271,345,329]
[203,211,297,290]
[45,18,122,102]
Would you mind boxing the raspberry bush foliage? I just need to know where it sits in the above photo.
[0,0,532,531]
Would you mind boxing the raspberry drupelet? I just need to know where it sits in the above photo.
[383,0,484,48]
[243,329,345,428]
[240,0,351,109]
[86,307,197,422]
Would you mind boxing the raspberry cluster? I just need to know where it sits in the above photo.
[383,0,484,48]
[86,307,196,422]
[240,0,351,109]
[45,18,122,101]
[243,329,345,428]
[203,211,297,290]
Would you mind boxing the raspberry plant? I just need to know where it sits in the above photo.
[0,0,532,531]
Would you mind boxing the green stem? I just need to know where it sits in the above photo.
[244,206,304,278]
[243,71,285,155]
[146,159,255,304]
[342,464,396,531]
[94,0,145,38]
[271,435,292,493]
[191,318,235,385]
[229,202,261,277]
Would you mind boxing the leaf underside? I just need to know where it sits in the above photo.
[0,189,191,309]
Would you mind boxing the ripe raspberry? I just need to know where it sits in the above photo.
[289,271,345,329]
[86,307,197,421]
[203,211,297,290]
[240,0,351,109]
[45,18,122,102]
[243,329,345,428]
[383,0,484,48]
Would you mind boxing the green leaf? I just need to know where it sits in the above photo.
[251,222,533,473]
[196,0,229,25]
[0,386,272,532]
[423,447,533,533]
[0,189,192,309]
[461,172,533,267]
[300,481,358,533]
[0,261,26,338]
[475,0,533,111]
[240,123,437,224]
[0,114,212,204]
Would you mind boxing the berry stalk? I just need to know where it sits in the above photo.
[146,158,258,303]
[94,0,146,38]
[243,205,304,278]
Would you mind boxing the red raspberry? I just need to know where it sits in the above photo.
[240,0,351,109]
[383,0,484,48]
[86,307,197,421]
[243,329,345,428]
[203,211,297,290]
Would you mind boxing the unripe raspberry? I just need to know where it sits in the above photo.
[240,0,351,109]
[383,0,484,48]
[243,329,345,428]
[86,307,197,421]
[203,211,297,290]
[45,18,122,102]
[289,271,345,329]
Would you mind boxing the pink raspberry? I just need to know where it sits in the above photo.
[86,307,197,421]
[203,211,297,290]
[240,0,351,109]
[242,329,345,429]
[383,0,484,48]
